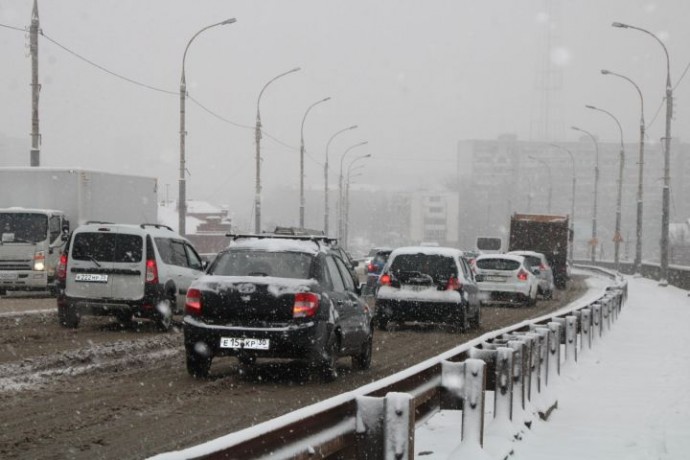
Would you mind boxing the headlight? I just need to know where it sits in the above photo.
[33,250,46,271]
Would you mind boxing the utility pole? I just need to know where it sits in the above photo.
[30,0,41,167]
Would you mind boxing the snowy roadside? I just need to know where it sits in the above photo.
[415,275,690,459]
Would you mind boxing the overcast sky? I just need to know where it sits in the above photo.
[2,1,690,227]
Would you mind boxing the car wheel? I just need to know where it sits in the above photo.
[320,335,340,382]
[352,333,373,370]
[186,347,212,378]
[155,298,174,332]
[0,288,6,296]
[456,304,470,332]
[544,289,553,300]
[58,303,80,328]
[527,288,537,306]
[114,310,132,326]
[375,314,389,331]
[469,304,481,329]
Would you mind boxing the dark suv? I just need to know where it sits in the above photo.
[182,233,373,381]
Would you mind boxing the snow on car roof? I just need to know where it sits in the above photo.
[389,246,464,258]
[476,253,525,262]
[227,236,325,255]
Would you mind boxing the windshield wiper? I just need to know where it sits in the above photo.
[87,255,102,268]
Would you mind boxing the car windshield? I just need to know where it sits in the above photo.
[210,250,313,279]
[389,253,457,279]
[72,233,143,263]
[476,258,521,271]
[0,213,48,243]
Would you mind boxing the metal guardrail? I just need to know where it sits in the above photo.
[151,267,626,459]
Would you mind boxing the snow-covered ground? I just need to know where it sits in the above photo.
[416,274,690,459]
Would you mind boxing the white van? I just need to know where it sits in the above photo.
[57,223,205,330]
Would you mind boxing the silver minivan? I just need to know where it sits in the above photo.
[57,223,205,330]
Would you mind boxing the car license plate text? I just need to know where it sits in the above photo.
[401,284,426,291]
[220,337,270,350]
[74,273,108,283]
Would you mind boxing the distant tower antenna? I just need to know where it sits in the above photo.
[530,0,565,141]
[30,0,41,166]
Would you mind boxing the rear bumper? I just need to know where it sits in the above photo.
[183,316,329,361]
[0,270,49,291]
[375,298,465,323]
[59,283,165,318]
[477,282,531,296]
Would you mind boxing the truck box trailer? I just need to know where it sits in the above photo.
[508,213,570,289]
[0,167,158,295]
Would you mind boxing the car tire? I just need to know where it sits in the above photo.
[114,310,132,326]
[527,288,537,307]
[352,333,373,370]
[155,298,174,332]
[544,289,553,300]
[186,348,212,378]
[375,314,389,331]
[58,303,80,328]
[320,335,340,382]
[0,288,7,296]
[469,304,481,329]
[456,304,470,332]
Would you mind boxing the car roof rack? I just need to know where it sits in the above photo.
[84,220,114,225]
[141,223,174,231]
[226,232,337,245]
[272,226,327,236]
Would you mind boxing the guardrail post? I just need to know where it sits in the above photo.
[441,361,466,410]
[507,339,528,433]
[384,392,414,460]
[591,303,602,343]
[356,393,414,459]
[446,359,493,460]
[547,322,562,378]
[533,327,557,419]
[580,308,592,352]
[565,315,577,364]
[602,297,611,334]
[356,395,385,459]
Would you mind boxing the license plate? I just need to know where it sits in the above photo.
[220,337,270,350]
[74,273,108,283]
[484,275,505,282]
[401,284,426,291]
[0,272,18,280]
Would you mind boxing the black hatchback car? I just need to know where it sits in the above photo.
[183,234,373,381]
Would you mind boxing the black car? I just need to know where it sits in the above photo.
[183,234,373,381]
[374,246,481,331]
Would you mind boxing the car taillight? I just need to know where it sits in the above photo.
[145,259,158,284]
[185,288,202,315]
[367,263,376,273]
[57,252,68,281]
[517,269,529,281]
[539,264,546,271]
[446,276,462,291]
[379,273,391,286]
[33,250,46,271]
[293,292,320,318]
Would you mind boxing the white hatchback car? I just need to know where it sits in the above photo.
[507,250,555,299]
[473,254,540,306]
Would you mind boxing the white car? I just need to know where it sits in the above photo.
[507,250,555,299]
[474,254,540,306]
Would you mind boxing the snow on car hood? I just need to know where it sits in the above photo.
[376,285,462,302]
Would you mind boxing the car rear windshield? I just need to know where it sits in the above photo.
[476,258,521,271]
[72,233,143,263]
[389,253,457,279]
[210,250,313,279]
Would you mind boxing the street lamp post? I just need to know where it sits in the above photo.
[254,67,301,234]
[344,154,371,248]
[299,97,331,227]
[586,104,625,270]
[601,69,645,274]
[528,156,552,213]
[179,18,236,237]
[338,141,368,240]
[572,126,599,263]
[324,125,358,235]
[550,143,576,261]
[613,21,672,284]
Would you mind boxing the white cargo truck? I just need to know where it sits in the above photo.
[0,167,158,295]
